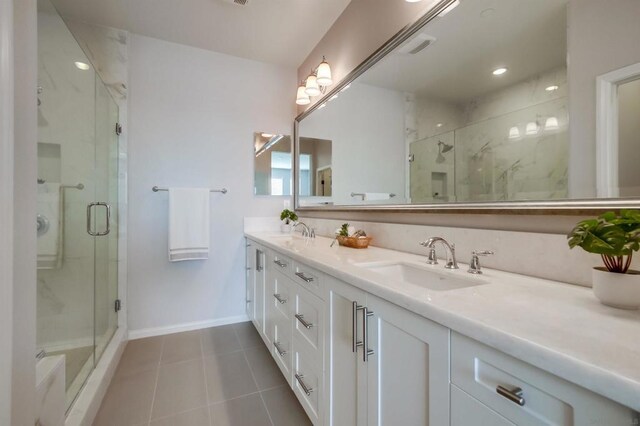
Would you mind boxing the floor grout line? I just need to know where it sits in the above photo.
[241,349,275,426]
[199,329,214,426]
[146,335,164,424]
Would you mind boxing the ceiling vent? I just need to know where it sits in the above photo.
[397,34,436,55]
[223,0,248,5]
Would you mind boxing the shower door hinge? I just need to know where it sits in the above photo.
[115,123,122,135]
[114,299,121,313]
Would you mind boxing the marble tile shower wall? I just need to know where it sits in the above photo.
[409,67,568,203]
[298,217,640,287]
[37,15,128,350]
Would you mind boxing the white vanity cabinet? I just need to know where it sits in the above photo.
[245,237,638,426]
[324,274,449,426]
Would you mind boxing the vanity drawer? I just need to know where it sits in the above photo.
[293,285,324,366]
[269,273,293,321]
[269,251,293,276]
[272,317,293,386]
[293,347,323,425]
[451,332,636,426]
[292,261,323,299]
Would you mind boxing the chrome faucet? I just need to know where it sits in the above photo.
[294,222,315,238]
[419,237,459,269]
[467,250,494,274]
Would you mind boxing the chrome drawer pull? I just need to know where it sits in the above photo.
[295,272,314,283]
[295,314,313,329]
[295,373,313,396]
[496,385,525,406]
[352,301,363,353]
[362,307,374,362]
[273,341,287,356]
[273,293,287,304]
[274,259,288,268]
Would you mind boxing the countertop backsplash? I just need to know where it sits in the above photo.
[297,217,640,288]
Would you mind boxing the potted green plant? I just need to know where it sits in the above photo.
[280,209,298,233]
[567,210,640,309]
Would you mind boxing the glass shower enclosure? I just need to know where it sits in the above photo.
[37,0,120,410]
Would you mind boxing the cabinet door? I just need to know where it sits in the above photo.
[253,246,266,335]
[325,276,368,426]
[245,240,255,321]
[365,294,449,426]
[451,385,515,426]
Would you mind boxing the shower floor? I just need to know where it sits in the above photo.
[48,345,94,390]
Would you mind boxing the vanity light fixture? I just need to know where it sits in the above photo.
[545,116,559,130]
[298,56,334,104]
[74,61,90,70]
[545,85,559,92]
[525,121,539,135]
[296,82,311,105]
[492,67,508,76]
[508,126,520,139]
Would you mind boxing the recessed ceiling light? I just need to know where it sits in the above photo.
[74,61,90,70]
[405,0,422,3]
[436,123,443,128]
[261,133,273,138]
[545,85,559,92]
[492,67,508,76]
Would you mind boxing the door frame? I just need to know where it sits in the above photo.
[596,61,640,197]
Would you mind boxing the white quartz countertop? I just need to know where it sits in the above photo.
[245,231,640,411]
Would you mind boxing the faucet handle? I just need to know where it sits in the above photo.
[468,250,494,274]
[426,247,438,265]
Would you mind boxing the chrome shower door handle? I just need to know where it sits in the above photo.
[86,202,111,236]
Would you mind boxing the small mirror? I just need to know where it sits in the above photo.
[254,132,292,196]
[618,77,640,197]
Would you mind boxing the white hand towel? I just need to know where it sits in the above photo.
[37,183,63,269]
[168,188,210,262]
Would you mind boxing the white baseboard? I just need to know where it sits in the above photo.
[128,314,250,340]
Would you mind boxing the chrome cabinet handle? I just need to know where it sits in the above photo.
[352,301,363,353]
[273,341,287,356]
[362,307,374,362]
[295,314,313,329]
[274,259,287,268]
[295,374,313,396]
[496,385,525,406]
[86,202,111,236]
[295,272,314,283]
[256,249,263,271]
[273,293,287,304]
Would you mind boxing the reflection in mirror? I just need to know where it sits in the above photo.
[296,0,640,209]
[299,137,332,202]
[618,78,640,197]
[254,132,292,196]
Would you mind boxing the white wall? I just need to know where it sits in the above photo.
[127,35,296,334]
[299,83,406,205]
[12,0,38,423]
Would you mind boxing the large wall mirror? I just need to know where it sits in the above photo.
[295,0,640,211]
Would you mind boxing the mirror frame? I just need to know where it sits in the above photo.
[294,0,640,215]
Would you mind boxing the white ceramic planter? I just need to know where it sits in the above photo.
[280,223,293,234]
[592,267,640,310]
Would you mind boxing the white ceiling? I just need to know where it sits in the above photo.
[360,0,567,103]
[50,0,351,67]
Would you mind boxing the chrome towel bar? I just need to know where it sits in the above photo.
[152,185,228,194]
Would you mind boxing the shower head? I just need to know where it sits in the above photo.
[438,141,454,153]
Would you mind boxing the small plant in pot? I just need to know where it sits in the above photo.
[567,210,640,309]
[280,209,298,234]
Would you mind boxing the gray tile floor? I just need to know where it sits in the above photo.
[93,322,312,426]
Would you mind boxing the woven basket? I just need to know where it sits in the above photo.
[336,235,372,249]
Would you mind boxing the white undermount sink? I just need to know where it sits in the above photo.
[356,261,488,291]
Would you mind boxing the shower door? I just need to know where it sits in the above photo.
[36,0,119,412]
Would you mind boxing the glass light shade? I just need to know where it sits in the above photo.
[316,61,333,86]
[305,75,321,97]
[525,122,539,135]
[545,117,559,130]
[508,126,520,139]
[296,85,310,105]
